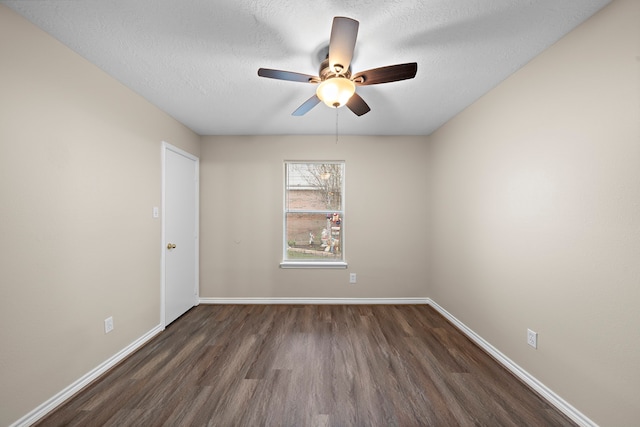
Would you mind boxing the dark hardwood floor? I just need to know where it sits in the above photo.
[35,305,577,426]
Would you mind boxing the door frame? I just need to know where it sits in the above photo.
[161,141,199,329]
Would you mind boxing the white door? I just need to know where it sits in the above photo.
[162,142,198,326]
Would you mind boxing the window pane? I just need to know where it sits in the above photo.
[285,212,343,260]
[286,163,343,211]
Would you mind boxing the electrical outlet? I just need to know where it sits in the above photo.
[527,329,537,349]
[349,273,357,284]
[104,316,114,334]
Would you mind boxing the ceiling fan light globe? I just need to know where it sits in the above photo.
[316,77,355,108]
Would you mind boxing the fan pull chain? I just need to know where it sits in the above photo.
[335,107,339,144]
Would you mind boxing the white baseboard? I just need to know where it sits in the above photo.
[199,297,430,305]
[425,299,597,427]
[11,325,164,427]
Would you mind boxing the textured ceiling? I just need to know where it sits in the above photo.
[2,0,609,136]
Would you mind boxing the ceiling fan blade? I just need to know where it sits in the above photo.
[346,92,370,116]
[352,62,418,86]
[292,95,321,116]
[329,17,359,74]
[258,68,318,83]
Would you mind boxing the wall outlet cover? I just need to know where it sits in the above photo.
[105,317,114,334]
[527,329,537,348]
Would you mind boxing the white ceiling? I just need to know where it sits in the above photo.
[2,0,609,136]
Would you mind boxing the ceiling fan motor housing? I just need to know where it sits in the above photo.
[318,57,351,81]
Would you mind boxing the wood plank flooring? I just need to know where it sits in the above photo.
[35,305,577,426]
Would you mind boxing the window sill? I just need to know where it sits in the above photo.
[280,261,348,269]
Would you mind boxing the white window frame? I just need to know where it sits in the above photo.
[280,161,347,269]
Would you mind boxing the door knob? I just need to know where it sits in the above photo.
[167,243,176,249]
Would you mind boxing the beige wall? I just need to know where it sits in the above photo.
[2,0,638,425]
[427,0,640,425]
[199,135,429,299]
[0,6,200,426]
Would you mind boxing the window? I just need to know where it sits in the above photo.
[282,161,346,268]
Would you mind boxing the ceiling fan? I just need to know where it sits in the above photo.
[257,17,418,117]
